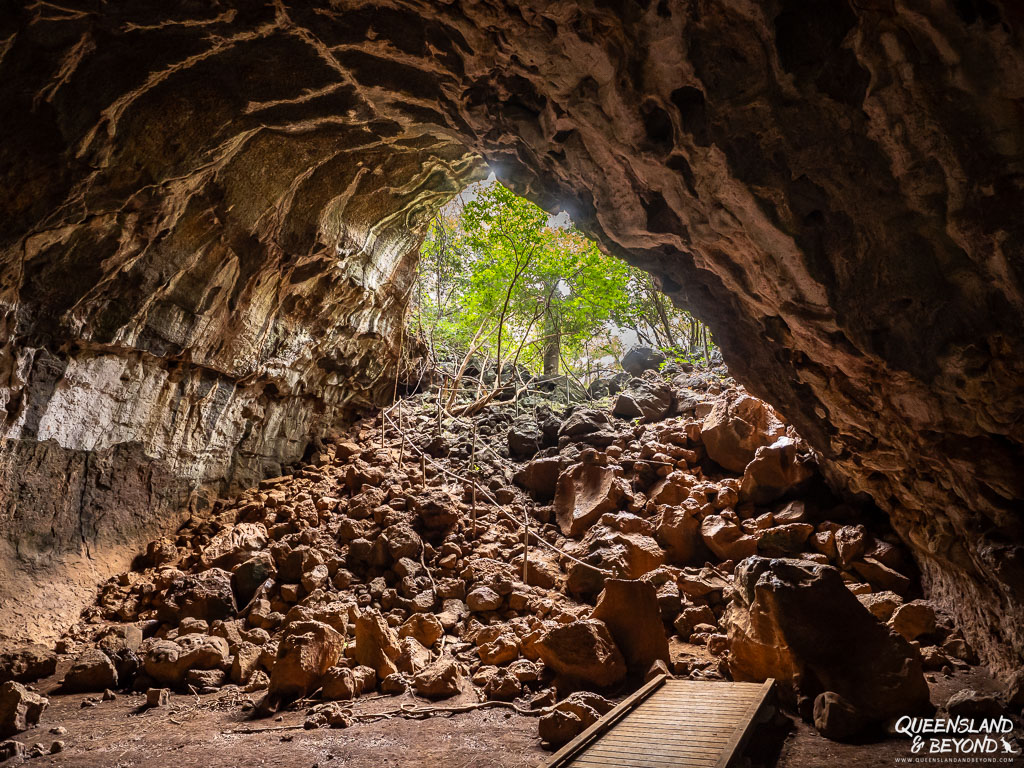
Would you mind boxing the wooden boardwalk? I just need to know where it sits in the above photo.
[540,676,775,768]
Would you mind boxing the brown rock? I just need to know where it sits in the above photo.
[612,373,673,422]
[724,557,930,725]
[0,646,57,685]
[813,691,867,742]
[534,620,626,688]
[539,709,582,747]
[513,457,561,503]
[757,523,815,555]
[856,591,904,622]
[656,504,701,565]
[739,437,812,504]
[395,637,431,675]
[353,609,400,678]
[851,557,911,595]
[61,649,117,693]
[413,656,462,699]
[200,523,269,569]
[889,600,937,641]
[554,463,628,537]
[701,395,784,472]
[322,666,357,700]
[399,613,444,648]
[701,515,758,561]
[592,580,669,676]
[0,682,47,738]
[268,621,345,703]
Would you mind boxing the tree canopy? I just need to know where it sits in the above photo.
[413,180,714,389]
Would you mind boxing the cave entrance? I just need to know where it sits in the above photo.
[406,176,718,408]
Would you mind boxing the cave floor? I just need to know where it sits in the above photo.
[12,667,1010,767]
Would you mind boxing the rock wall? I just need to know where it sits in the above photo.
[0,1,1021,674]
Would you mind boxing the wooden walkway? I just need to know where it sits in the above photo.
[540,676,775,768]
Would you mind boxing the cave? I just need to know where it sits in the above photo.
[0,0,1021,764]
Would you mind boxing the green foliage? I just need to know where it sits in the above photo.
[414,180,715,382]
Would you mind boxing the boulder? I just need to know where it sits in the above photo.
[200,523,269,569]
[534,620,626,688]
[177,568,237,622]
[466,586,503,612]
[557,410,619,449]
[852,557,911,595]
[700,395,784,472]
[554,463,628,537]
[757,523,815,555]
[612,373,673,422]
[655,504,701,564]
[889,600,937,641]
[739,437,812,504]
[621,346,665,376]
[413,656,462,699]
[508,420,542,460]
[701,515,758,561]
[410,488,460,530]
[0,682,47,738]
[567,526,665,595]
[592,580,669,675]
[399,613,444,648]
[353,610,400,678]
[513,457,561,503]
[0,646,57,685]
[268,621,345,703]
[813,691,867,742]
[724,557,930,731]
[539,709,582,746]
[856,591,904,622]
[395,637,432,675]
[945,689,1006,719]
[61,649,117,692]
[322,666,357,700]
[232,551,276,607]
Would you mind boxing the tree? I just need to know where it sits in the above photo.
[411,180,717,394]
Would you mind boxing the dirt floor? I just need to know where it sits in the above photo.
[11,667,1020,768]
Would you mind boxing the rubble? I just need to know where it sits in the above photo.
[38,368,955,747]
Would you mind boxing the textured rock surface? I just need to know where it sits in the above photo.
[0,1,1021,676]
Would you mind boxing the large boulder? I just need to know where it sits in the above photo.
[173,568,237,622]
[700,395,785,472]
[739,437,813,504]
[353,610,400,678]
[656,503,702,564]
[0,682,47,738]
[413,655,463,699]
[554,462,629,537]
[612,372,673,422]
[534,619,626,689]
[701,515,758,561]
[508,418,543,460]
[268,620,345,704]
[592,580,669,676]
[513,457,561,503]
[0,646,57,685]
[61,649,117,692]
[143,635,230,687]
[724,557,930,732]
[621,346,665,376]
[556,409,619,449]
[199,523,269,569]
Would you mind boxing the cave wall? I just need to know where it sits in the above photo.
[0,0,1021,673]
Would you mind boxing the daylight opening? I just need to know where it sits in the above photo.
[407,178,719,409]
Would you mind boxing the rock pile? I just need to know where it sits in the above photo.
[3,367,979,747]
